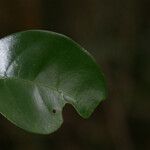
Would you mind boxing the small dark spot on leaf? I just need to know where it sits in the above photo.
[52,109,56,113]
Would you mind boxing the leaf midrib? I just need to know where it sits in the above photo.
[0,74,76,105]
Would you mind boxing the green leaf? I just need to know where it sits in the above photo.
[0,30,107,134]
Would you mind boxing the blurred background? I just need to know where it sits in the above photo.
[0,0,150,150]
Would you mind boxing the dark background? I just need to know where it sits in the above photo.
[0,0,150,150]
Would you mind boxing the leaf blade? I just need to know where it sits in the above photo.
[0,30,107,134]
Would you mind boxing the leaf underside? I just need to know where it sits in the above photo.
[0,30,107,134]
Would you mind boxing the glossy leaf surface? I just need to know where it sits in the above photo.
[0,30,107,134]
